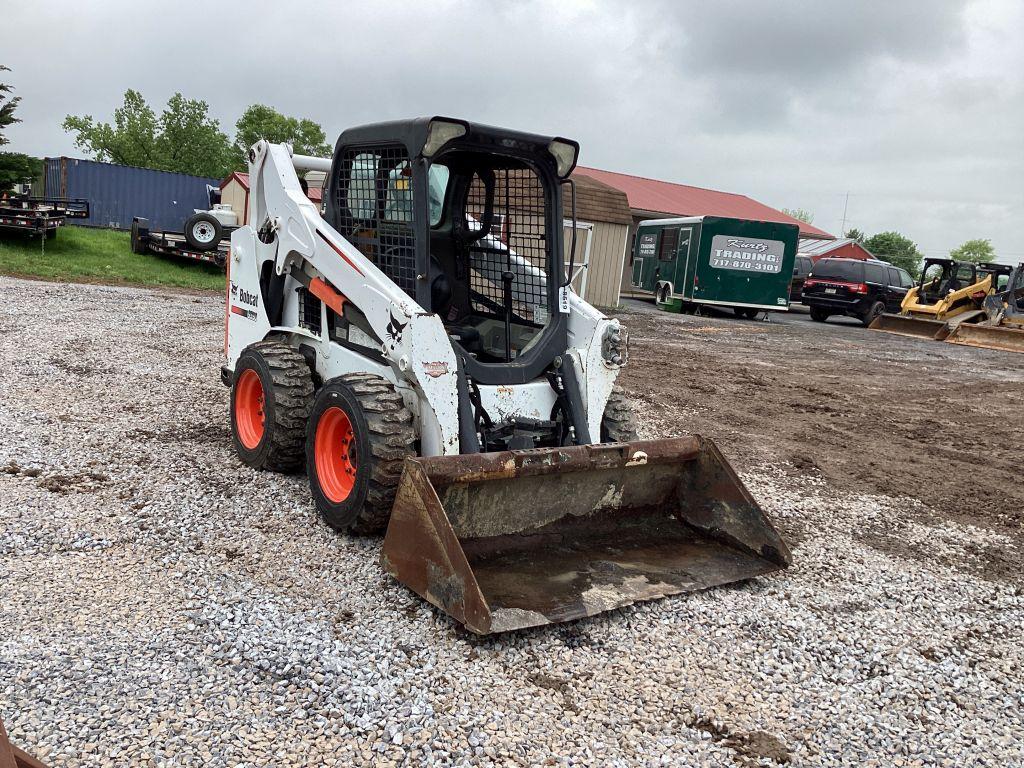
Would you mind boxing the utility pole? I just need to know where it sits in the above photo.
[840,192,850,237]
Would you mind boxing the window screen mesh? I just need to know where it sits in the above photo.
[466,168,550,322]
[336,146,417,295]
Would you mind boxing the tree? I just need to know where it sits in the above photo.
[782,207,814,224]
[64,90,233,177]
[0,153,42,193]
[949,238,995,263]
[234,104,331,166]
[845,227,866,243]
[863,231,924,277]
[1,64,20,146]
[0,64,43,193]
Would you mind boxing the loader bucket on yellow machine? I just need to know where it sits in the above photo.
[381,436,791,634]
[945,323,1024,354]
[869,313,950,340]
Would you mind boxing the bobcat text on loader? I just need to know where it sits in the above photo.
[221,117,790,634]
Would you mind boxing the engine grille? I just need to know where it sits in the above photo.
[298,288,322,335]
[335,145,417,296]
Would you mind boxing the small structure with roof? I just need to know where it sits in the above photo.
[798,237,875,262]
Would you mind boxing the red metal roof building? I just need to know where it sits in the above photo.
[798,237,876,262]
[573,166,834,240]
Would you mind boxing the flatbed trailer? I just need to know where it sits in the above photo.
[0,195,90,238]
[130,216,229,267]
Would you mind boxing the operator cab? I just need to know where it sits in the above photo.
[326,117,579,386]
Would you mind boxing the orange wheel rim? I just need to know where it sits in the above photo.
[315,406,357,503]
[234,369,266,450]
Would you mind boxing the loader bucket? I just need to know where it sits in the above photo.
[945,323,1024,354]
[381,436,791,634]
[869,313,949,340]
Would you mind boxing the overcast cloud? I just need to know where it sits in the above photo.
[2,0,1021,260]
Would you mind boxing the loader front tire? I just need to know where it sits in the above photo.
[230,341,313,473]
[306,374,415,535]
[600,385,638,443]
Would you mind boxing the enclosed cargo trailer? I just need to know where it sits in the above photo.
[631,215,799,316]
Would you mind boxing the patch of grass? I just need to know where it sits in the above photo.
[0,225,225,291]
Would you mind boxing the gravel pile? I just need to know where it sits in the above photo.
[1,277,1022,767]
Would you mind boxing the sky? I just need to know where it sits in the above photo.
[2,0,1022,262]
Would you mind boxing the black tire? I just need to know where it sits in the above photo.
[810,307,830,323]
[306,373,416,535]
[130,219,148,254]
[45,227,57,240]
[184,212,223,252]
[230,341,313,473]
[600,386,638,443]
[735,307,760,320]
[862,300,886,327]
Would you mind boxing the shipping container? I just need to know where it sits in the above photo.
[631,216,800,315]
[44,157,218,232]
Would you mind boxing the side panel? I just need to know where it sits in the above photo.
[677,224,701,301]
[631,226,660,291]
[691,218,799,309]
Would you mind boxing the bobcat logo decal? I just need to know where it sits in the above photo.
[386,310,408,346]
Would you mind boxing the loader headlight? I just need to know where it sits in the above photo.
[423,119,469,157]
[548,139,580,179]
[602,324,627,367]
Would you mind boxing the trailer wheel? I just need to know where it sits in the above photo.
[230,341,313,473]
[307,373,416,535]
[184,212,223,251]
[600,386,638,443]
[735,307,760,320]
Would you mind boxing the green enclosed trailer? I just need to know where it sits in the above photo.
[630,216,800,316]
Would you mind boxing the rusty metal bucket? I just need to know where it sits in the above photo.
[945,323,1024,353]
[869,313,949,340]
[381,436,791,634]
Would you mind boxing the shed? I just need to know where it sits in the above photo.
[221,171,324,225]
[798,237,875,262]
[561,174,633,308]
[44,157,218,232]
[572,166,835,297]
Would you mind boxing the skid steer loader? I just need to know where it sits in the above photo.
[945,262,1024,353]
[221,117,790,634]
[869,258,1008,340]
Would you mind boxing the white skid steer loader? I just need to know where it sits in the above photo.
[222,117,790,634]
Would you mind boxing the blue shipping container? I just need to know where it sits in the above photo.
[44,157,219,232]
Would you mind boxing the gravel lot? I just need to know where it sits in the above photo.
[1,276,1022,767]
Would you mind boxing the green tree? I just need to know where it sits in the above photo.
[63,90,233,177]
[864,231,924,277]
[1,64,20,146]
[0,64,43,193]
[0,153,42,193]
[781,207,814,224]
[234,104,331,166]
[845,227,866,243]
[949,238,995,263]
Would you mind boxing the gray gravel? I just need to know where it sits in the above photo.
[1,276,1022,767]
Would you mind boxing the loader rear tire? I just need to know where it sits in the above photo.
[600,386,638,443]
[306,373,416,535]
[230,341,313,473]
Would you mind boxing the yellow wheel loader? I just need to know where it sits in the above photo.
[221,118,790,634]
[945,263,1024,353]
[869,258,1010,340]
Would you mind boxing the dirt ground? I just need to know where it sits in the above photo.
[614,301,1024,584]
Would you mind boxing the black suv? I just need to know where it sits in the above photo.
[802,258,914,326]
